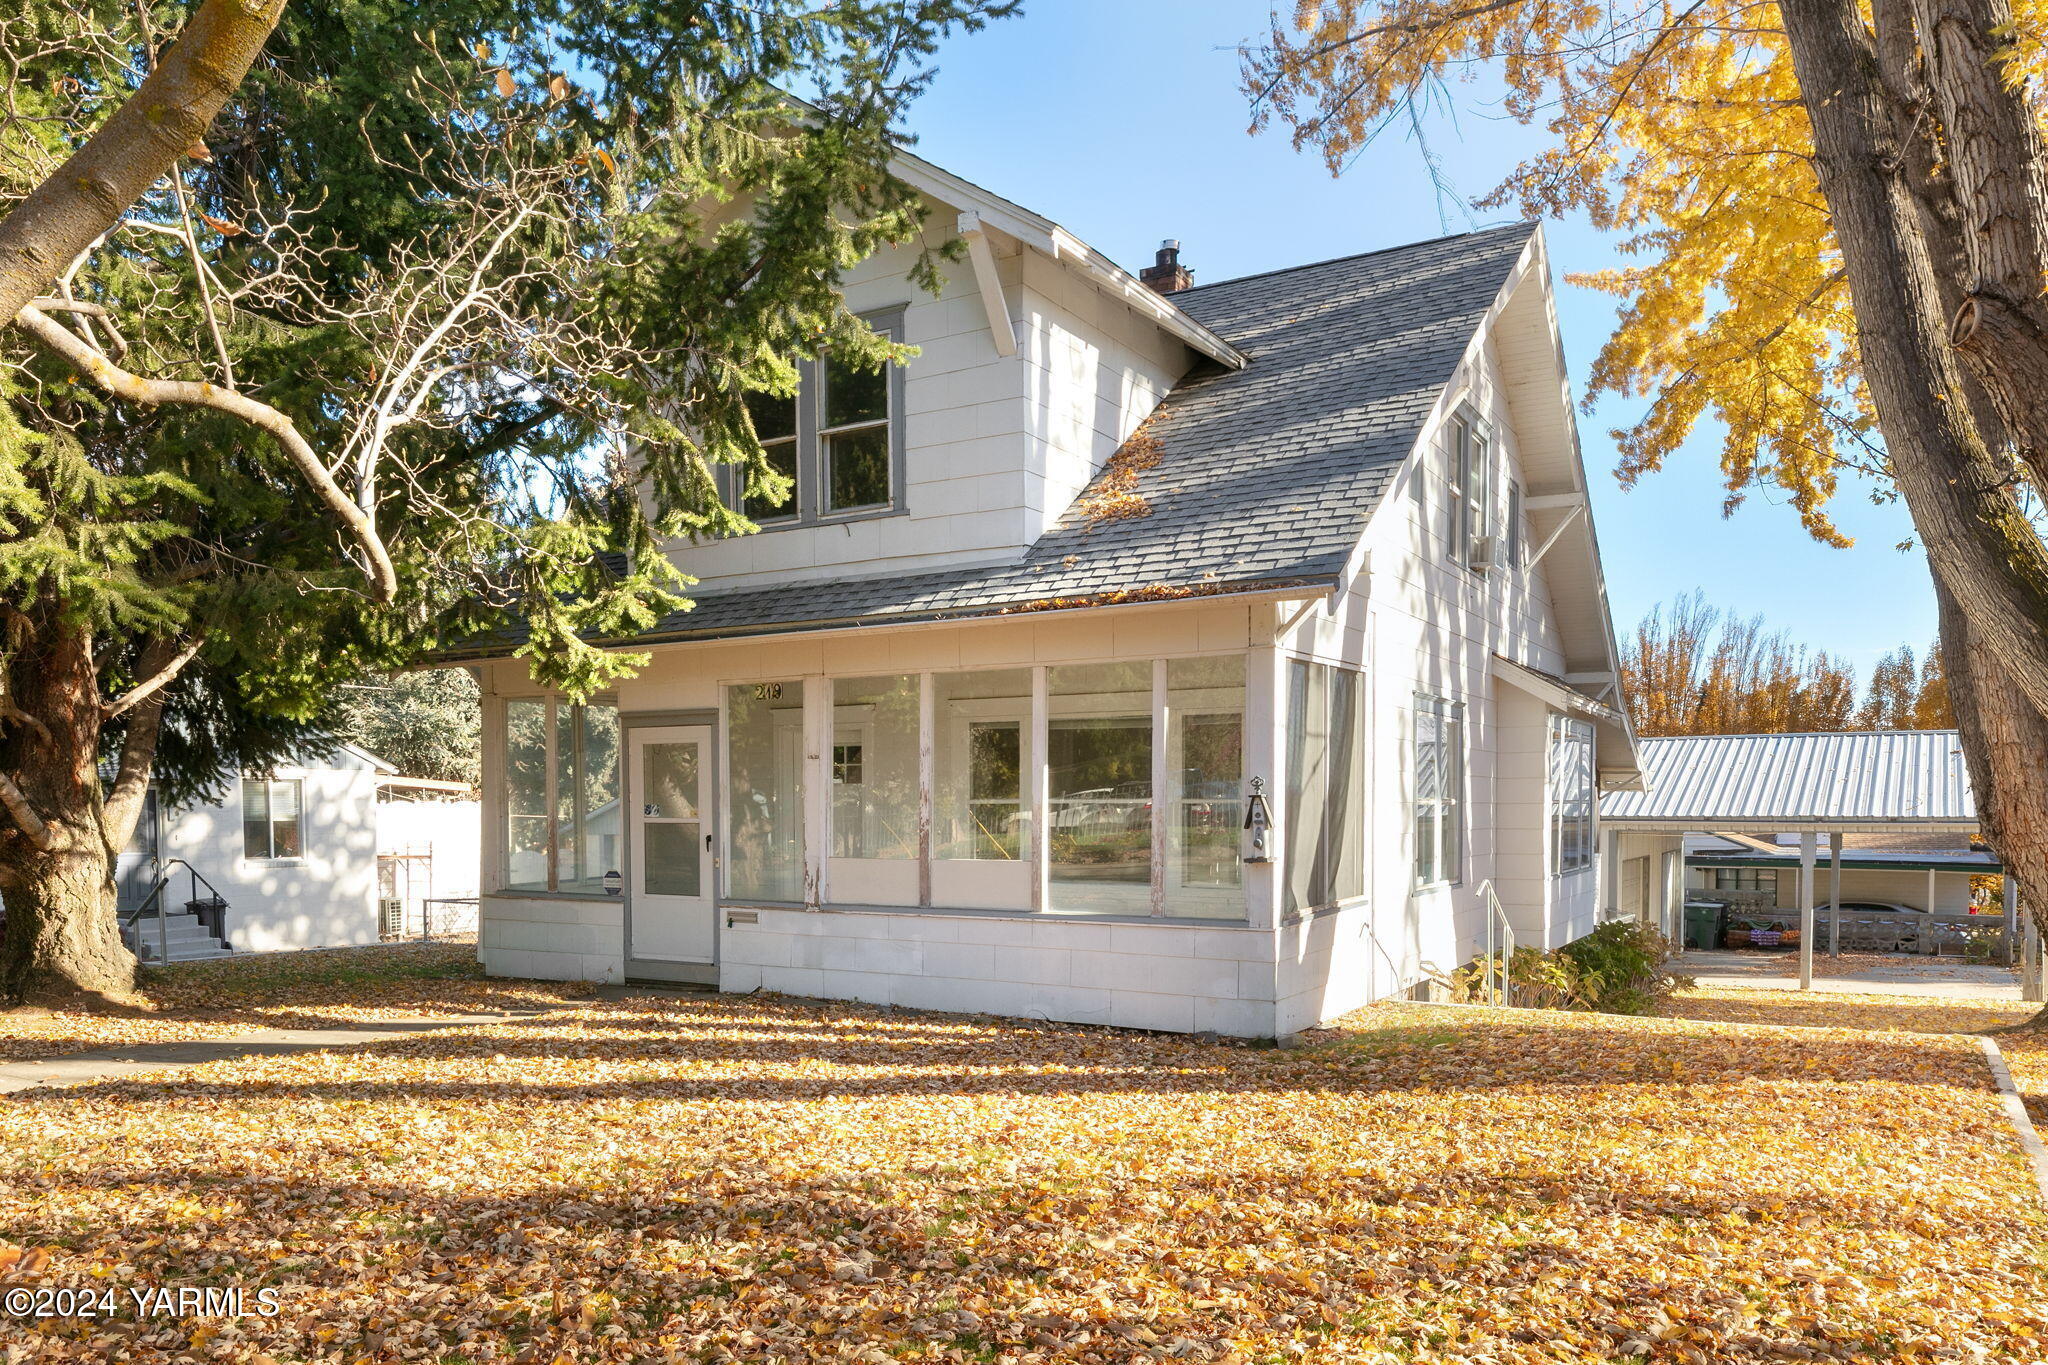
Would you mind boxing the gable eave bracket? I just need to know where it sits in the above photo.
[957,211,1017,358]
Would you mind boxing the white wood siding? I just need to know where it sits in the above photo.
[1269,311,1595,1028]
[660,206,1190,592]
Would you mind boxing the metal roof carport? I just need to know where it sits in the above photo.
[1600,731,2041,997]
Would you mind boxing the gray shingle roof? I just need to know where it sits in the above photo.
[457,222,1536,653]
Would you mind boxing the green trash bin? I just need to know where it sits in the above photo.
[1683,902,1721,950]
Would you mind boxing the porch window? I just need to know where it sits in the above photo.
[1412,693,1465,888]
[1550,715,1595,874]
[933,670,1029,863]
[727,681,805,902]
[830,677,917,859]
[1168,656,1246,918]
[1048,662,1154,916]
[241,777,302,861]
[1287,662,1367,912]
[828,676,919,905]
[499,698,619,893]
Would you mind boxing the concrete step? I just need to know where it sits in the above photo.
[137,942,235,964]
[127,910,231,963]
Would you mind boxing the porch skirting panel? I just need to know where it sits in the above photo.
[478,894,626,985]
[720,909,1281,1038]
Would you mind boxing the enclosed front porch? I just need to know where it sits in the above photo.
[472,596,1413,1035]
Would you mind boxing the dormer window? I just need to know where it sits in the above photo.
[730,305,905,528]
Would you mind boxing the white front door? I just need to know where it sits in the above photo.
[628,725,715,963]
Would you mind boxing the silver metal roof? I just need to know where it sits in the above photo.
[1600,730,1977,832]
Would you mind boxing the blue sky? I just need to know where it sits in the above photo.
[909,0,1938,671]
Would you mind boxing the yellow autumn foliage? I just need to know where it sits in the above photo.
[1244,0,2048,543]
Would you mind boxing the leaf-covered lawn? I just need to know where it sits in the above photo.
[3,980,2045,1363]
[1663,985,2048,1126]
[0,943,577,1062]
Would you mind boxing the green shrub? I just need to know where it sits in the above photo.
[1454,919,1683,1015]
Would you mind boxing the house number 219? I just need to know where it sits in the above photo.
[751,682,783,700]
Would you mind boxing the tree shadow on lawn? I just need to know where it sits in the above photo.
[10,1152,2030,1364]
[4,999,1998,1108]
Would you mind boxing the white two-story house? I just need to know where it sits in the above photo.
[443,149,1653,1037]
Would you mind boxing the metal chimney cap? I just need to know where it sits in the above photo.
[1160,238,1181,251]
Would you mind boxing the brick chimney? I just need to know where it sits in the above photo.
[1139,239,1193,294]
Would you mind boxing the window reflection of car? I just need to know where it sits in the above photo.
[1833,901,1924,915]
[1179,778,1237,822]
[1052,783,1153,830]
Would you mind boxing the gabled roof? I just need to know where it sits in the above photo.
[444,223,1540,652]
[887,148,1248,370]
[1602,730,1979,832]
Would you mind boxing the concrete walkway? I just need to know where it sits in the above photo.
[1674,949,2022,1000]
[0,1013,533,1095]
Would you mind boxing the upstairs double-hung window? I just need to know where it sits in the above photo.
[1445,409,1492,570]
[742,390,800,524]
[821,358,891,513]
[735,309,903,526]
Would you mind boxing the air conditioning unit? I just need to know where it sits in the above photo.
[378,897,406,940]
[1469,535,1499,571]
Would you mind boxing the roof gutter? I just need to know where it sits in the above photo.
[435,577,1336,666]
[1604,816,1982,835]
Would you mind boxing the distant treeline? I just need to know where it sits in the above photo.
[1620,592,1951,738]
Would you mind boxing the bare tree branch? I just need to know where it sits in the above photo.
[25,296,127,360]
[102,633,204,719]
[0,0,288,324]
[14,302,398,602]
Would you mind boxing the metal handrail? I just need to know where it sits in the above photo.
[120,858,230,964]
[1475,878,1516,1007]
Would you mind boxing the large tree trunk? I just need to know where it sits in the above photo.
[1783,0,2048,1019]
[1782,0,2048,722]
[0,0,287,325]
[1937,576,2048,921]
[0,621,136,1005]
[1906,0,2048,485]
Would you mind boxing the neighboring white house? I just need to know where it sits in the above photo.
[439,150,1654,1037]
[376,793,485,936]
[116,744,392,960]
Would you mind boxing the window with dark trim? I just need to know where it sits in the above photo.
[731,308,905,527]
[742,390,799,523]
